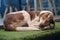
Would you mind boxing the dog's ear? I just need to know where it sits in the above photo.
[38,13,45,22]
[39,13,45,19]
[46,13,52,21]
[40,13,45,17]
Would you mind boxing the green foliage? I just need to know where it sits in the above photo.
[0,22,60,40]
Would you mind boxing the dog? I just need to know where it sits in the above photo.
[3,10,55,31]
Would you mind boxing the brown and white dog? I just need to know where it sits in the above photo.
[3,10,40,31]
[39,11,55,30]
[3,10,55,31]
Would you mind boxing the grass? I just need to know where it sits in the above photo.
[0,22,60,40]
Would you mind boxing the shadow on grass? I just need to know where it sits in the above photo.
[0,35,7,40]
[23,30,60,40]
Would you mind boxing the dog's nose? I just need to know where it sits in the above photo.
[39,23,45,30]
[39,23,44,27]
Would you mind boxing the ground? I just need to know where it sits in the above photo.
[0,22,60,40]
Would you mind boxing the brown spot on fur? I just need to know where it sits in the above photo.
[4,13,25,31]
[28,11,40,20]
[28,11,35,20]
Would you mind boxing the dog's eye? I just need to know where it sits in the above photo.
[42,17,44,19]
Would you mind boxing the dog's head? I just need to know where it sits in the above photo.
[39,11,53,27]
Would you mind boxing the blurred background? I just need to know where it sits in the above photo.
[0,0,60,17]
[0,0,60,39]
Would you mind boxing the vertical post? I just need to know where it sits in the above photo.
[15,7,18,12]
[3,7,8,19]
[26,0,30,11]
[8,0,13,13]
[39,0,42,10]
[0,0,1,18]
[0,14,1,18]
[10,6,12,13]
[34,0,37,11]
[19,0,22,10]
[52,0,57,16]
[48,0,53,11]
[0,0,1,8]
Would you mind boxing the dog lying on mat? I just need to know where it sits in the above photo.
[3,10,55,31]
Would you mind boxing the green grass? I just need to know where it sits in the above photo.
[0,22,60,40]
